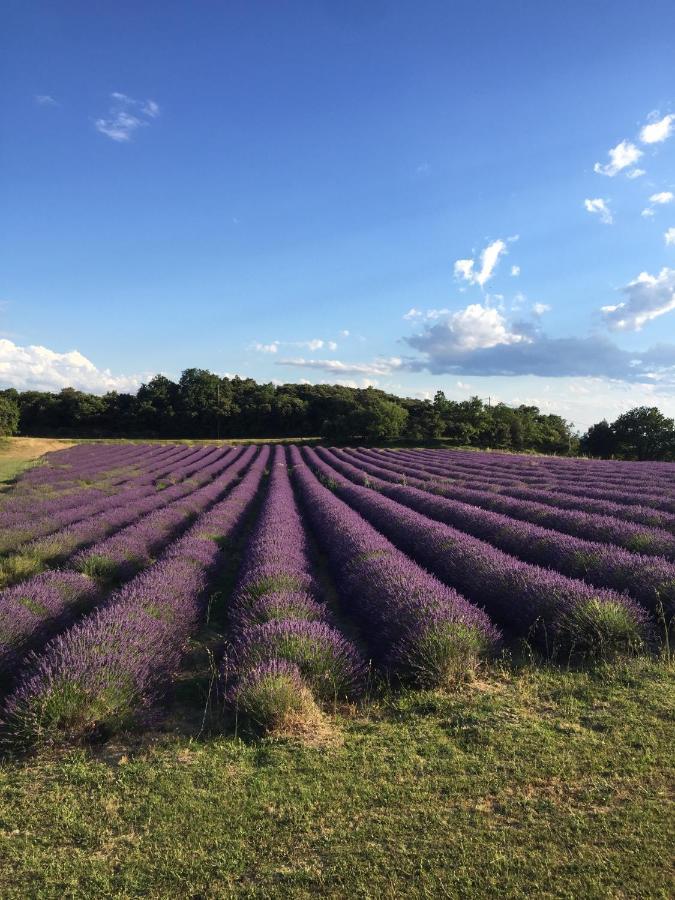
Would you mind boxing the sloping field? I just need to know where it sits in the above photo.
[0,442,672,745]
[0,443,671,896]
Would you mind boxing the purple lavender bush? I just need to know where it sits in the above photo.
[2,447,269,748]
[304,448,650,661]
[289,446,501,686]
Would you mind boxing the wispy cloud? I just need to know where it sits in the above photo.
[640,112,675,144]
[511,265,520,277]
[454,238,510,288]
[641,191,674,217]
[584,198,613,224]
[276,357,403,377]
[34,94,58,106]
[601,268,675,331]
[95,92,160,142]
[532,303,551,316]
[593,139,643,177]
[666,227,675,246]
[252,337,339,354]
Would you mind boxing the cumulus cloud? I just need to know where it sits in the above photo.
[95,93,160,142]
[0,339,142,393]
[601,268,675,332]
[276,357,403,377]
[402,301,675,383]
[593,140,643,177]
[665,227,675,246]
[626,168,646,179]
[418,303,529,353]
[454,239,508,288]
[640,113,675,144]
[584,198,613,224]
[532,303,551,316]
[511,265,520,277]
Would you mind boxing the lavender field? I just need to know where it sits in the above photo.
[0,441,672,747]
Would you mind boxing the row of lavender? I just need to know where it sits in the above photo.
[0,448,256,681]
[0,446,239,585]
[223,446,366,732]
[342,449,675,558]
[0,443,215,554]
[376,448,675,527]
[368,445,675,515]
[0,442,667,747]
[397,450,674,503]
[318,449,675,624]
[3,448,269,746]
[411,446,675,490]
[303,449,651,658]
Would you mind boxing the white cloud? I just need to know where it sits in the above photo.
[34,94,57,106]
[253,342,279,354]
[593,140,643,177]
[532,303,551,316]
[95,93,160,142]
[640,113,675,144]
[601,267,675,331]
[253,337,338,352]
[626,168,646,179]
[584,198,613,224]
[0,339,142,393]
[339,329,350,337]
[511,265,520,277]
[403,307,451,322]
[665,228,675,246]
[641,191,674,217]
[276,357,403,376]
[412,303,529,354]
[454,238,508,288]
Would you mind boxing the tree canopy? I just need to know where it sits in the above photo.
[0,370,583,454]
[581,406,675,461]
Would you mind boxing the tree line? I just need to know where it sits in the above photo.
[0,368,672,459]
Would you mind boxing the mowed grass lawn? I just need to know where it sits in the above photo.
[0,659,672,898]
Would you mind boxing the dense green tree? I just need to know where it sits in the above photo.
[611,407,675,461]
[0,395,20,436]
[581,407,675,461]
[1,369,595,455]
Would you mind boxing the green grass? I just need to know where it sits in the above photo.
[0,658,671,898]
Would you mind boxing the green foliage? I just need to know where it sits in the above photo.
[9,371,581,453]
[0,394,20,437]
[581,406,675,461]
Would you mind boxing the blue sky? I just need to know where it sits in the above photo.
[1,0,675,429]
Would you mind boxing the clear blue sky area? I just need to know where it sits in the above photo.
[2,0,675,427]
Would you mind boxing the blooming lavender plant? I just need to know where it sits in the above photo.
[303,449,649,660]
[289,447,501,685]
[223,446,366,726]
[319,448,675,624]
[341,448,675,558]
[2,448,270,747]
